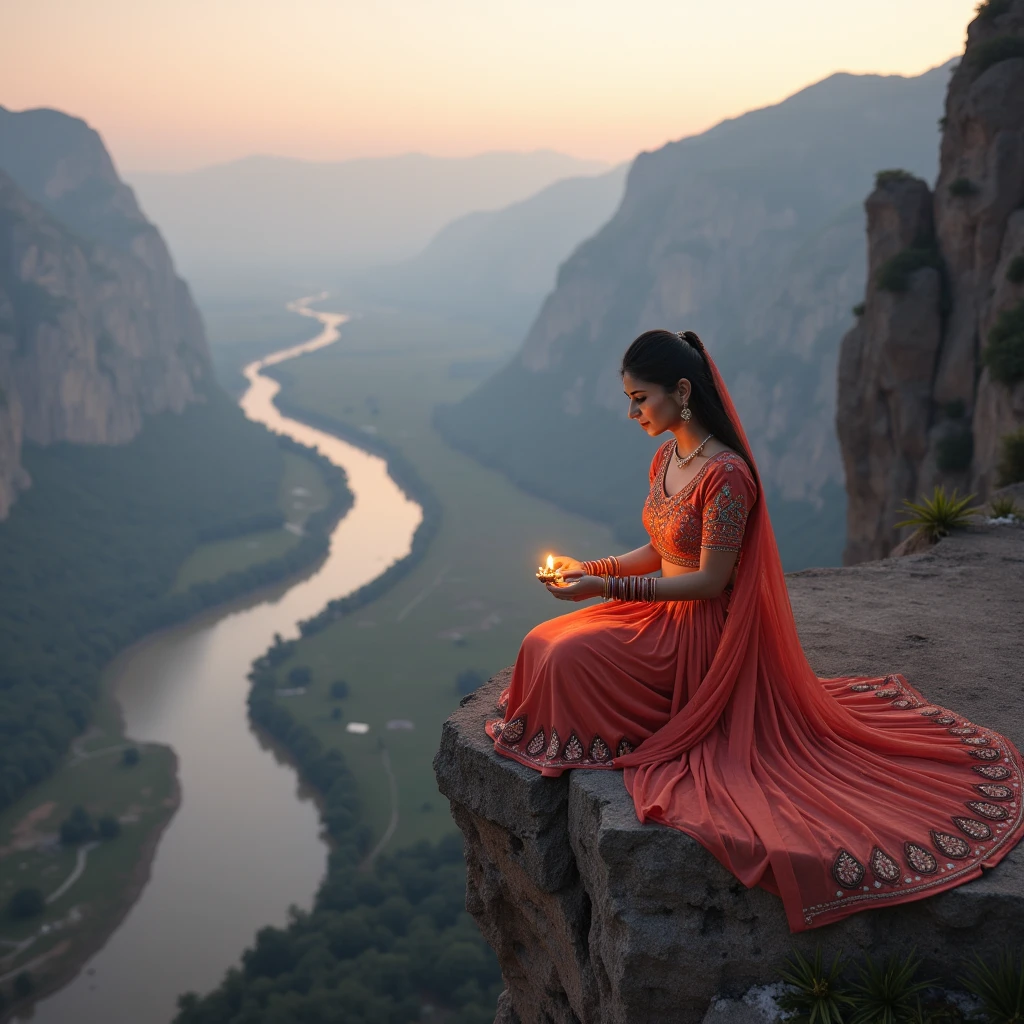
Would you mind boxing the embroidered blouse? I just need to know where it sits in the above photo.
[642,442,757,568]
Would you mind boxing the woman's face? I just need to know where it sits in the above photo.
[622,372,690,436]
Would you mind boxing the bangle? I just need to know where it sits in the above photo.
[581,556,622,577]
[605,575,658,602]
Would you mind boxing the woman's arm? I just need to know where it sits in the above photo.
[605,543,662,576]
[548,547,738,602]
[552,543,661,577]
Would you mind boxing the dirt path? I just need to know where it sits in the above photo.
[361,748,399,868]
[47,842,99,904]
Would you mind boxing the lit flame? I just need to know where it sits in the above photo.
[546,555,554,571]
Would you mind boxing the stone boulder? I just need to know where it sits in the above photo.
[434,524,1024,1024]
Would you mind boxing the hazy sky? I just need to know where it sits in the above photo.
[3,0,978,174]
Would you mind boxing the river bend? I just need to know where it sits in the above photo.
[30,297,422,1024]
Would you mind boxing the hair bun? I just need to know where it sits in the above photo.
[678,330,706,354]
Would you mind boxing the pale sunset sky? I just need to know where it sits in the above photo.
[2,0,980,173]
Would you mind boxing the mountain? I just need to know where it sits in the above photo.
[435,61,955,570]
[127,151,609,289]
[0,106,211,518]
[838,0,1024,563]
[351,165,629,337]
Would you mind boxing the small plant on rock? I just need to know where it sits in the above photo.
[970,36,1024,75]
[989,495,1022,519]
[852,303,866,317]
[975,0,1012,19]
[959,948,1024,1023]
[848,949,933,1024]
[997,429,1024,487]
[984,301,1024,386]
[877,248,943,293]
[949,178,979,198]
[895,487,982,541]
[1007,254,1024,286]
[778,947,852,1024]
[876,169,916,188]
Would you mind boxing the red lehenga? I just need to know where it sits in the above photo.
[485,353,1024,932]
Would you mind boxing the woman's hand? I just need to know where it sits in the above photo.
[546,574,605,602]
[550,554,583,576]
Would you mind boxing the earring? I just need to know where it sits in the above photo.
[680,403,692,422]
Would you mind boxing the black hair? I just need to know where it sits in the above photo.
[620,329,753,467]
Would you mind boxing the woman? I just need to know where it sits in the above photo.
[485,328,1024,932]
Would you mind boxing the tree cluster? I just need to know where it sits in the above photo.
[0,391,352,813]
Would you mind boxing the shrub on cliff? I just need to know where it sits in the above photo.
[975,0,1012,21]
[949,177,979,198]
[876,247,943,293]
[875,169,916,188]
[970,35,1024,74]
[998,429,1024,487]
[1008,254,1024,285]
[983,301,1024,385]
[7,887,44,920]
[937,427,974,472]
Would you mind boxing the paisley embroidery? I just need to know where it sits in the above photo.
[919,707,941,717]
[953,817,993,840]
[869,847,902,883]
[962,735,991,746]
[562,733,584,762]
[970,747,1001,761]
[702,481,750,552]
[930,831,971,859]
[949,726,977,736]
[891,698,921,710]
[974,784,1013,801]
[546,729,561,759]
[590,736,611,762]
[832,848,865,888]
[904,842,938,875]
[491,719,505,736]
[849,683,878,692]
[936,715,956,725]
[526,730,546,756]
[973,764,1012,781]
[966,800,1009,821]
[616,738,634,758]
[875,689,900,700]
[501,716,526,745]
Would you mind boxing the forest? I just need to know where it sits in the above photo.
[172,632,501,1024]
[0,388,351,812]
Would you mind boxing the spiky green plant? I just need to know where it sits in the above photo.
[895,487,982,540]
[778,947,853,1024]
[989,495,1022,519]
[907,997,965,1023]
[959,949,1024,1023]
[848,950,933,1024]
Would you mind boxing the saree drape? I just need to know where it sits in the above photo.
[490,350,1024,932]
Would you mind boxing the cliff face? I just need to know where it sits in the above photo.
[436,64,951,570]
[435,518,1024,1024]
[0,107,210,518]
[838,1,1024,563]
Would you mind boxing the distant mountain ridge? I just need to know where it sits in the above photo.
[0,106,211,518]
[350,164,630,337]
[435,61,955,570]
[128,150,610,289]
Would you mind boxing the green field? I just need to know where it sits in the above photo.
[262,308,615,849]
[172,451,330,592]
[0,691,177,988]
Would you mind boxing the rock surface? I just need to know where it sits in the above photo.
[0,107,210,518]
[435,523,1024,1024]
[838,0,1024,563]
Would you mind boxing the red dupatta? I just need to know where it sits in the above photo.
[615,350,1024,931]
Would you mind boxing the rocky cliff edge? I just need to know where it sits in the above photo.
[435,515,1024,1024]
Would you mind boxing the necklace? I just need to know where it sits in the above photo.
[673,433,714,468]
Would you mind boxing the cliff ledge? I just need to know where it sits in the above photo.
[435,518,1024,1024]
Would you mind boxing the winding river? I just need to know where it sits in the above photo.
[29,297,422,1024]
